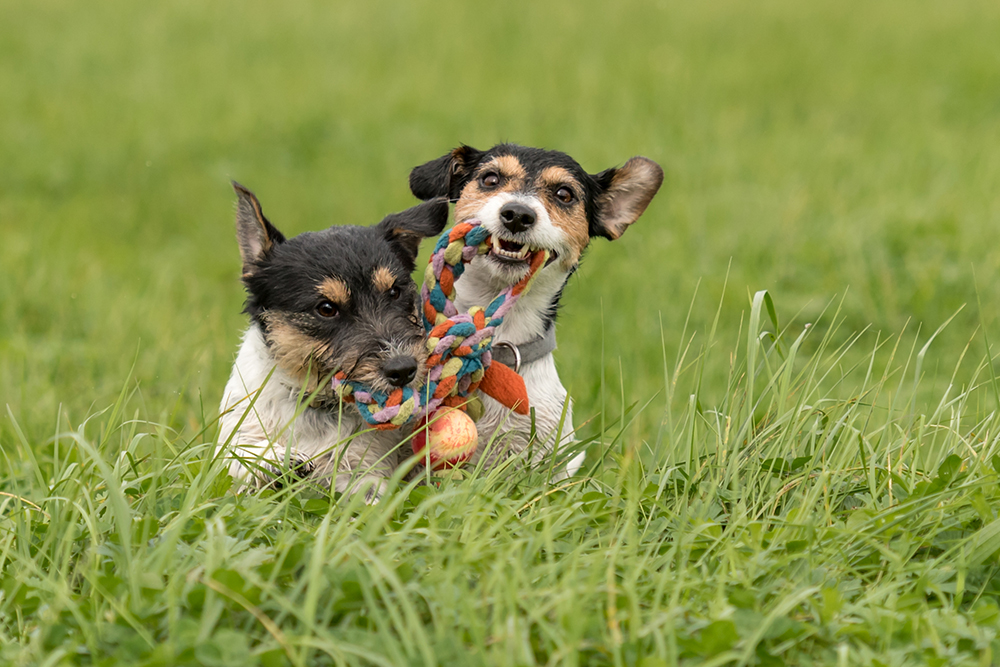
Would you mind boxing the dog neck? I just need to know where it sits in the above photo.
[452,257,570,347]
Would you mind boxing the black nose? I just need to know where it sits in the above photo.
[499,202,536,234]
[383,356,418,387]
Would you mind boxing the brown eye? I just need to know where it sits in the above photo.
[388,286,401,300]
[480,172,500,188]
[316,300,339,318]
[555,186,575,204]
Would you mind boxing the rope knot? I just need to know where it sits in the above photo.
[331,220,547,429]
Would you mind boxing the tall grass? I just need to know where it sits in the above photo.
[4,0,1000,663]
[4,292,1000,666]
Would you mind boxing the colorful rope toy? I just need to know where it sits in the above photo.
[331,220,546,430]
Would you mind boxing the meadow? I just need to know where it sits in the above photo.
[3,0,1000,664]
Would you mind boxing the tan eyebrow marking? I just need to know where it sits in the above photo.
[538,166,577,191]
[318,277,350,304]
[373,267,395,292]
[492,155,527,181]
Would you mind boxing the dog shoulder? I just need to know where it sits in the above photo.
[219,325,293,441]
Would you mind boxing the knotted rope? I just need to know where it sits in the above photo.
[331,220,547,429]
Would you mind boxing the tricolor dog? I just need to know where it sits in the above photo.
[409,144,663,478]
[217,182,448,499]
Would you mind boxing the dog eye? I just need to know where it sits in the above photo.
[480,172,500,188]
[316,300,339,318]
[555,186,575,204]
[388,286,401,300]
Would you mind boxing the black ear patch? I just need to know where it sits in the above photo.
[376,198,450,271]
[409,145,485,201]
[589,157,664,240]
[233,181,286,274]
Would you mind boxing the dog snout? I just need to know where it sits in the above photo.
[499,202,536,234]
[382,355,419,387]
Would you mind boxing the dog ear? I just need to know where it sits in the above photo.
[409,145,485,201]
[377,197,451,271]
[233,181,286,274]
[589,157,664,240]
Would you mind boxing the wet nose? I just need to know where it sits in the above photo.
[499,202,536,234]
[383,356,418,387]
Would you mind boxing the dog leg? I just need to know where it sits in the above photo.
[221,439,315,490]
[323,430,401,503]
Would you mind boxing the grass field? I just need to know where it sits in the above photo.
[4,0,1000,664]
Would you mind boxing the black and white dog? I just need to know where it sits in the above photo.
[217,182,448,499]
[409,144,663,478]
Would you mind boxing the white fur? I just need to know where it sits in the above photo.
[216,326,402,500]
[455,193,586,479]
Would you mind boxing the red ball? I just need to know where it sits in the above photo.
[411,408,479,470]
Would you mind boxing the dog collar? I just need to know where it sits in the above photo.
[491,325,557,374]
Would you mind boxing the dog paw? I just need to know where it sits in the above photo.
[262,456,316,490]
[335,474,389,504]
[225,450,316,492]
[275,456,316,479]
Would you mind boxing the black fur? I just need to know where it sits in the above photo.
[379,198,450,271]
[232,183,448,388]
[588,167,620,240]
[409,145,485,202]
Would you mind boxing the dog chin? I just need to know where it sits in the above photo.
[482,251,533,283]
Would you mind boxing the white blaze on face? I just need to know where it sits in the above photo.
[472,193,571,259]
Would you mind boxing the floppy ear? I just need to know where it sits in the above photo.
[377,197,450,271]
[590,157,664,240]
[409,145,485,201]
[232,181,286,274]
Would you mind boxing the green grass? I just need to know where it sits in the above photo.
[4,0,1000,664]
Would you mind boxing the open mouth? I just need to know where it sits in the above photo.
[488,236,559,266]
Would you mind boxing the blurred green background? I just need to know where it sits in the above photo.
[3,0,999,443]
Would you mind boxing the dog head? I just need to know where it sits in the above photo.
[232,182,449,395]
[409,144,663,284]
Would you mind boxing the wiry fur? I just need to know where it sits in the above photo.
[218,183,448,499]
[409,144,663,478]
